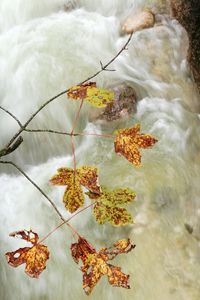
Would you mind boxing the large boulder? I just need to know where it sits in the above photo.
[89,85,137,122]
[171,0,200,93]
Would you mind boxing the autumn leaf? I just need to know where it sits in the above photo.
[86,187,135,226]
[5,230,49,278]
[67,82,96,100]
[71,237,135,295]
[67,82,114,108]
[85,87,114,108]
[114,123,158,166]
[50,166,100,213]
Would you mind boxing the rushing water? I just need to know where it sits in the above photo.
[0,1,200,300]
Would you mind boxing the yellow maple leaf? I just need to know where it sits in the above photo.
[85,87,114,108]
[50,166,100,213]
[5,230,49,278]
[67,82,114,108]
[114,123,158,166]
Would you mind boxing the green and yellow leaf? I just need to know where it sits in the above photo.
[114,123,158,166]
[67,82,114,108]
[85,87,114,108]
[86,187,136,226]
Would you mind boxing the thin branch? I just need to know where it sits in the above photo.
[77,132,115,139]
[71,99,84,135]
[100,60,104,70]
[38,202,95,244]
[0,107,24,157]
[0,105,23,128]
[0,160,65,221]
[70,135,77,175]
[100,62,115,72]
[24,128,115,139]
[0,137,23,158]
[5,128,24,149]
[5,33,133,150]
[24,128,72,136]
[0,160,83,238]
[104,68,116,72]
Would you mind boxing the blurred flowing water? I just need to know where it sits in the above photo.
[0,1,200,299]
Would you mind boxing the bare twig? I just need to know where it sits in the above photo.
[0,106,24,157]
[77,132,115,139]
[24,128,115,139]
[0,160,83,239]
[0,137,23,158]
[70,135,77,175]
[4,33,133,150]
[100,61,115,72]
[0,105,23,128]
[24,128,73,136]
[38,202,95,244]
[71,99,84,135]
[0,160,65,221]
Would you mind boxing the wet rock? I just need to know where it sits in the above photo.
[99,85,137,122]
[89,85,137,122]
[63,1,76,12]
[150,0,171,15]
[121,11,155,34]
[170,0,200,93]
[184,223,193,235]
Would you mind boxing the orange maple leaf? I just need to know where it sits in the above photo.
[50,166,100,213]
[5,230,49,278]
[71,237,135,295]
[114,123,158,166]
[67,82,96,100]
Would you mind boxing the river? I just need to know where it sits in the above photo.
[0,1,200,299]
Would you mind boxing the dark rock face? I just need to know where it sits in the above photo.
[88,85,137,122]
[98,85,137,122]
[171,0,200,92]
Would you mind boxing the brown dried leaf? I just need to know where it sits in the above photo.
[50,166,100,213]
[114,123,158,166]
[9,229,39,245]
[5,230,49,278]
[71,237,135,295]
[71,237,96,267]
[100,238,135,260]
[67,82,96,100]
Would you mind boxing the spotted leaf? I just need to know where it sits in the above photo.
[67,82,96,100]
[86,187,136,226]
[114,123,158,166]
[50,166,100,213]
[85,87,114,108]
[5,230,49,278]
[71,237,135,295]
[67,82,114,108]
